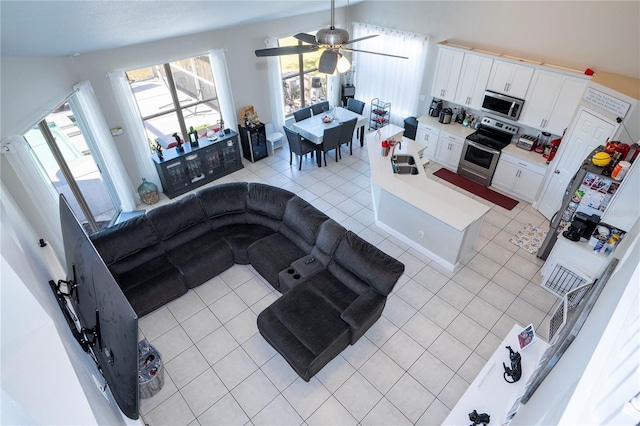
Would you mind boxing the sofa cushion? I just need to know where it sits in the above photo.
[247,233,307,290]
[167,231,234,288]
[216,223,275,264]
[114,256,187,316]
[91,215,159,265]
[279,196,329,253]
[257,282,351,381]
[310,219,347,265]
[246,183,295,229]
[146,194,207,240]
[197,182,248,220]
[333,231,405,296]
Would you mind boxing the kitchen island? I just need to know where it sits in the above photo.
[368,124,490,271]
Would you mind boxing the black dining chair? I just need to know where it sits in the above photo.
[293,107,312,122]
[310,101,329,116]
[346,98,365,115]
[284,126,317,170]
[321,124,343,166]
[338,118,358,155]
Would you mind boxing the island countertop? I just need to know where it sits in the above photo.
[367,125,490,232]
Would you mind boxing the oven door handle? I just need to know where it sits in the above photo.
[467,140,501,155]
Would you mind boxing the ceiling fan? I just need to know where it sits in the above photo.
[254,0,408,74]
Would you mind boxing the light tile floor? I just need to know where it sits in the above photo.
[138,136,557,425]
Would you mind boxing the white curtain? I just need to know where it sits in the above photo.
[69,81,138,212]
[265,38,286,132]
[1,136,63,256]
[351,23,428,126]
[107,70,163,192]
[208,49,238,132]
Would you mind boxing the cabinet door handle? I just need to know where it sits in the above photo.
[554,170,560,174]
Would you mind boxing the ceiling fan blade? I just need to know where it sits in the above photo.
[344,34,379,45]
[293,33,318,45]
[318,50,338,74]
[255,45,318,57]
[341,47,409,60]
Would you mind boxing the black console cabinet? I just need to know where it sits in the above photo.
[238,123,268,163]
[153,130,243,199]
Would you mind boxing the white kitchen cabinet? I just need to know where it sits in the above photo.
[454,53,493,110]
[491,151,546,202]
[435,130,464,171]
[486,60,534,98]
[431,48,464,102]
[519,70,588,135]
[415,122,440,160]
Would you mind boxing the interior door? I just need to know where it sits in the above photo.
[535,108,616,219]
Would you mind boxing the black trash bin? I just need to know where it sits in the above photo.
[403,117,418,140]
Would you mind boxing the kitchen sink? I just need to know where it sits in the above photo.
[392,164,419,175]
[391,155,416,165]
[391,154,419,175]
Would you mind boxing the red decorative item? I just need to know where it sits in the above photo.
[584,68,595,76]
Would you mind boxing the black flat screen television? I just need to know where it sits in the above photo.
[59,194,139,419]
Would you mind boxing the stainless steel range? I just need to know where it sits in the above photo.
[457,117,518,186]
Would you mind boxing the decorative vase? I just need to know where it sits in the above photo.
[137,178,159,205]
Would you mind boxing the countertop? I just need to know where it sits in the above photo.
[502,144,550,168]
[416,114,476,139]
[368,124,490,232]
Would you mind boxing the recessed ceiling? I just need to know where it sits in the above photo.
[0,0,362,57]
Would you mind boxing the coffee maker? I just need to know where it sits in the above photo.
[429,98,443,117]
[572,212,601,241]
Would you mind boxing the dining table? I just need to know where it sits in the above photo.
[291,106,367,167]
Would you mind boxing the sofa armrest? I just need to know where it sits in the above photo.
[340,289,386,344]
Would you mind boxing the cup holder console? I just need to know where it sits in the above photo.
[278,255,325,292]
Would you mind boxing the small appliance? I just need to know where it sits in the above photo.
[438,108,453,124]
[563,220,586,241]
[572,211,600,241]
[516,134,537,151]
[481,90,525,121]
[429,98,443,117]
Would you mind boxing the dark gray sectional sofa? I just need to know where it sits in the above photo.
[91,182,404,381]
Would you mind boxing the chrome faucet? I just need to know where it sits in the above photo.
[390,140,402,158]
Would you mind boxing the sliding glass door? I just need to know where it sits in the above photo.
[24,100,119,233]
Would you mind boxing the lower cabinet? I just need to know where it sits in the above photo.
[435,131,464,170]
[154,131,243,199]
[415,122,440,160]
[491,151,546,202]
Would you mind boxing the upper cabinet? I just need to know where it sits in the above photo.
[454,54,493,110]
[519,70,588,135]
[431,48,464,102]
[486,60,534,99]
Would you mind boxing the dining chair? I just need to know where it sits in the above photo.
[284,126,317,170]
[338,118,358,155]
[310,101,329,116]
[346,98,365,115]
[321,124,343,166]
[293,107,312,122]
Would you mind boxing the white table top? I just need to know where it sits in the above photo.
[291,107,366,144]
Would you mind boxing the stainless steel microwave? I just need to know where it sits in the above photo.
[481,90,525,121]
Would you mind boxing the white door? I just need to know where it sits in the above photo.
[535,108,616,219]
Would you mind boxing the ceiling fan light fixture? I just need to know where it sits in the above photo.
[336,54,351,73]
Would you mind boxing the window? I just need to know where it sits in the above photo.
[24,100,119,233]
[278,35,326,116]
[127,55,221,149]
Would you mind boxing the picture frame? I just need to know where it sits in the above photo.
[518,324,537,350]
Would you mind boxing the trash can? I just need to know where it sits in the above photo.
[138,339,164,399]
[403,116,418,140]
